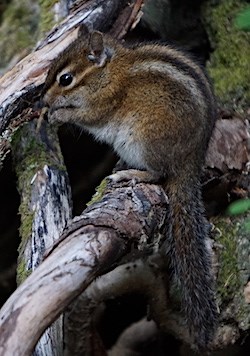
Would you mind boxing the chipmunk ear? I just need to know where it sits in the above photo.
[88,31,110,67]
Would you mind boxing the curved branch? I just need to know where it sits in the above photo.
[0,182,169,356]
[64,255,169,354]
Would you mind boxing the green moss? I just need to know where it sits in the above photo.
[213,212,250,329]
[38,0,58,36]
[16,258,31,285]
[236,217,250,329]
[17,204,34,255]
[12,121,67,283]
[12,136,50,183]
[86,179,108,206]
[0,0,9,22]
[0,0,39,68]
[0,0,60,69]
[213,218,240,302]
[12,127,48,273]
[204,0,250,109]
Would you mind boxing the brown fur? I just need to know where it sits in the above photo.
[43,26,218,348]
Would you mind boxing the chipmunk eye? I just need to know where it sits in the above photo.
[59,73,74,87]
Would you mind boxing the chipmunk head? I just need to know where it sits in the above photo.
[42,25,115,124]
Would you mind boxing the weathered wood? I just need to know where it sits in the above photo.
[0,182,169,356]
[12,118,72,356]
[0,1,250,354]
[0,1,145,354]
[64,256,169,354]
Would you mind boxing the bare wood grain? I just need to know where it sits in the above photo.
[0,182,169,356]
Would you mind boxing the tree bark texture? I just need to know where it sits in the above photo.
[0,0,249,355]
[12,118,72,355]
[0,181,169,356]
[0,1,145,354]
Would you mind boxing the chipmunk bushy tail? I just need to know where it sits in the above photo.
[165,177,218,349]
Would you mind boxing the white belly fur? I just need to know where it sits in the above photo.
[85,121,145,170]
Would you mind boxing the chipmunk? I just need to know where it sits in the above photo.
[42,25,218,349]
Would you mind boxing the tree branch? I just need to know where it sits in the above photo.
[64,256,169,354]
[0,1,249,354]
[0,181,169,356]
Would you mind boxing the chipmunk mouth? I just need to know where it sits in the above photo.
[49,105,76,115]
[48,105,77,121]
[47,105,78,123]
